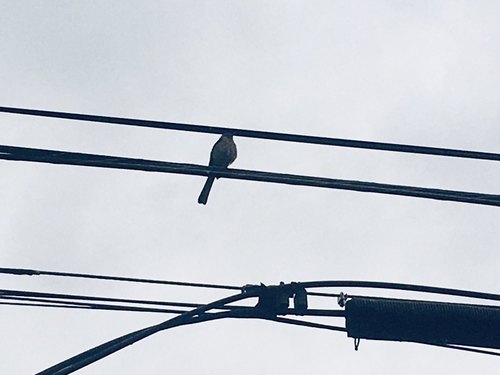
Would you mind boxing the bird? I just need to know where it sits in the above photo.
[198,134,237,204]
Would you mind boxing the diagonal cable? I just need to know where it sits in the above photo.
[1,106,499,161]
[1,145,499,207]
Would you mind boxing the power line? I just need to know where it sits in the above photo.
[1,105,499,162]
[7,279,496,374]
[270,316,347,332]
[0,293,345,318]
[2,145,499,207]
[300,280,500,302]
[0,267,240,290]
[0,286,347,318]
[0,288,205,310]
[2,267,500,302]
[34,290,500,375]
[0,296,188,314]
[425,343,500,357]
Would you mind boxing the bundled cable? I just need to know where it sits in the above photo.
[1,145,499,207]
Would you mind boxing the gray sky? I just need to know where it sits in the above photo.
[1,1,499,373]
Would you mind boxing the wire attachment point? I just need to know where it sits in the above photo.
[338,292,349,307]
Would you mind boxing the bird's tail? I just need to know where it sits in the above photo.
[198,176,215,205]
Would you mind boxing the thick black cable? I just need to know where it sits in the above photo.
[36,292,258,375]
[1,145,499,207]
[0,266,240,290]
[1,106,499,162]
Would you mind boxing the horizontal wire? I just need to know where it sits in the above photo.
[0,290,345,317]
[298,281,500,302]
[0,301,91,309]
[308,291,341,297]
[0,267,240,290]
[5,293,497,366]
[270,316,347,332]
[0,295,188,314]
[0,288,225,310]
[423,342,500,357]
[4,300,497,358]
[1,145,499,207]
[2,267,499,303]
[1,106,499,162]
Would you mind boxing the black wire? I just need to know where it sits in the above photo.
[2,145,499,207]
[0,267,240,290]
[0,290,345,317]
[426,342,500,357]
[0,288,206,309]
[308,291,340,297]
[269,316,347,332]
[0,295,189,314]
[5,300,498,360]
[298,281,500,302]
[2,267,500,302]
[0,301,87,309]
[1,106,499,162]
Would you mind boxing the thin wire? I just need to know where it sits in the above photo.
[298,281,500,302]
[2,267,500,302]
[6,300,498,359]
[0,290,345,317]
[0,267,240,291]
[0,301,87,309]
[423,342,500,357]
[0,288,207,309]
[2,145,499,207]
[308,291,341,297]
[36,293,258,375]
[1,106,499,162]
[0,295,189,314]
[269,316,347,332]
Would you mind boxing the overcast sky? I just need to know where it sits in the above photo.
[1,1,499,374]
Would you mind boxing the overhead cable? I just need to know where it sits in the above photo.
[0,287,345,317]
[425,343,500,357]
[1,106,499,161]
[1,145,499,207]
[2,267,500,302]
[0,267,239,290]
[0,296,187,314]
[0,288,204,308]
[300,280,500,302]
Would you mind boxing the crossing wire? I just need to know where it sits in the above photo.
[1,106,499,162]
[1,145,499,207]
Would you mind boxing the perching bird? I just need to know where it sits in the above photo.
[198,134,237,204]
